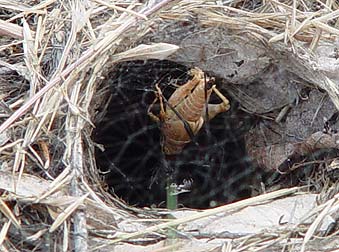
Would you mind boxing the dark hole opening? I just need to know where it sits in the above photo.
[93,59,260,208]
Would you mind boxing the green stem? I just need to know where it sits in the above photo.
[166,178,177,242]
[166,179,178,210]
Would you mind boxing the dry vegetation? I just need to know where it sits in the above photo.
[0,0,338,251]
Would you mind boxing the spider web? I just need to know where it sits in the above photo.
[94,59,259,208]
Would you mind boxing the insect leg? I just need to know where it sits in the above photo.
[207,86,230,120]
[147,91,160,122]
[212,86,230,108]
[155,84,166,120]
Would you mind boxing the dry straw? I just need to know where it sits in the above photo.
[0,0,338,251]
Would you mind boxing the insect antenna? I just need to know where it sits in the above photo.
[204,72,214,142]
[204,72,209,122]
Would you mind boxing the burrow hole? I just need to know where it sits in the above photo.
[93,60,261,209]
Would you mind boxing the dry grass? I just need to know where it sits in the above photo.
[0,0,338,251]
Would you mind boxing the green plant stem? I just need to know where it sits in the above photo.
[166,178,177,242]
[166,179,178,210]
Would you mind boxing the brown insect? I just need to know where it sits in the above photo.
[148,67,230,155]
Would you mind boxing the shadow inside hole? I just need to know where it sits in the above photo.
[94,59,257,208]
